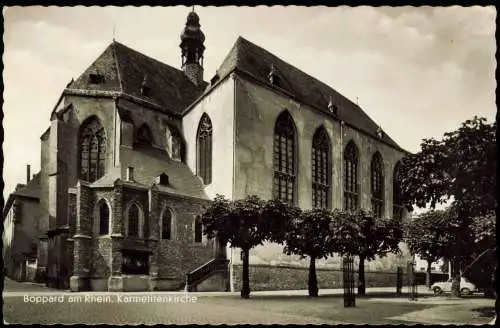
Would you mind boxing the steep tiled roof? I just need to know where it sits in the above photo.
[215,36,402,150]
[120,147,209,201]
[68,41,207,115]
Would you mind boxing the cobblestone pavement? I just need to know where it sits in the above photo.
[3,279,494,325]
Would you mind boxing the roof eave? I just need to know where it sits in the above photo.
[227,68,409,154]
[63,88,183,119]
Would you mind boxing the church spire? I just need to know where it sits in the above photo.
[180,8,205,86]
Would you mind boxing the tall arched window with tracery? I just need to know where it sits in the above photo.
[79,116,106,182]
[196,114,213,185]
[312,127,331,209]
[393,161,404,221]
[371,152,384,218]
[273,111,297,205]
[344,141,359,211]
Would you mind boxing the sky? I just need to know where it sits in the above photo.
[2,6,497,202]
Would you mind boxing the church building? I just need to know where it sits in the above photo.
[10,10,410,292]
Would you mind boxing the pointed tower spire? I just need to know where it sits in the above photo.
[180,8,205,86]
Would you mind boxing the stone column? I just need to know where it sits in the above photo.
[70,182,92,291]
[147,239,159,291]
[108,184,124,291]
[147,188,159,291]
[108,235,124,291]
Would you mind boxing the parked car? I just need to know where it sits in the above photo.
[431,277,477,295]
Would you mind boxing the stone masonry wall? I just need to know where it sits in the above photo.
[232,264,411,292]
[151,189,215,281]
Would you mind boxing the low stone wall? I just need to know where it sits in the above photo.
[122,275,150,292]
[232,264,410,291]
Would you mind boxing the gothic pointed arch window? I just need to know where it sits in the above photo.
[94,199,110,236]
[273,111,297,205]
[197,113,213,185]
[344,141,359,211]
[161,208,173,240]
[312,126,331,209]
[79,116,106,182]
[371,152,384,218]
[194,216,202,243]
[136,123,153,146]
[128,204,140,237]
[393,161,404,221]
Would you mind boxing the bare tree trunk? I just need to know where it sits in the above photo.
[358,255,366,296]
[241,248,250,299]
[308,256,318,297]
[451,257,461,297]
[426,259,432,290]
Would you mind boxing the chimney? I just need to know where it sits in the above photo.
[126,166,134,181]
[27,165,31,184]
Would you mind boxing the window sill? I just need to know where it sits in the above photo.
[96,235,111,239]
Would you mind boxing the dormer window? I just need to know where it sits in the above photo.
[141,85,151,97]
[377,126,384,139]
[140,75,151,97]
[268,64,279,86]
[328,96,338,115]
[210,74,220,85]
[89,73,105,84]
[155,173,169,186]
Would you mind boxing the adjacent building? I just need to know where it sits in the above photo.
[3,166,40,282]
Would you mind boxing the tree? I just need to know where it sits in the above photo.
[261,199,301,244]
[283,208,336,297]
[201,194,267,299]
[405,209,455,289]
[335,209,403,296]
[399,116,496,297]
[464,211,496,297]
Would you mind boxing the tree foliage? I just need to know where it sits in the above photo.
[399,116,496,215]
[405,209,456,263]
[399,116,496,296]
[283,208,336,260]
[262,199,301,244]
[336,209,402,260]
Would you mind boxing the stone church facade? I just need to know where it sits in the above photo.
[16,10,410,292]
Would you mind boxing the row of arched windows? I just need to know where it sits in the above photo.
[194,111,405,219]
[271,111,405,219]
[93,199,203,241]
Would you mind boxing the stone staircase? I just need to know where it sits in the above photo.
[184,258,229,292]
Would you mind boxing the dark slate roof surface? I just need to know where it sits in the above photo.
[68,41,207,115]
[215,36,402,150]
[120,147,209,201]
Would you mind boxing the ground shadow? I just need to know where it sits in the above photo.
[227,292,431,301]
[472,307,496,318]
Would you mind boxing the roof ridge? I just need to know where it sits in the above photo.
[113,41,185,77]
[111,41,124,93]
